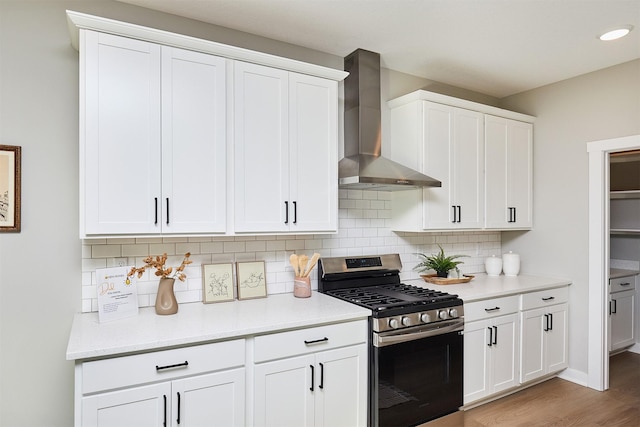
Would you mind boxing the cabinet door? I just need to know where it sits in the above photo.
[610,290,636,350]
[491,313,519,394]
[171,368,245,427]
[315,345,367,427]
[234,61,289,233]
[545,303,569,373]
[289,73,338,232]
[485,115,532,229]
[520,308,545,383]
[422,102,454,229]
[82,30,161,235]
[451,108,484,228]
[82,382,171,427]
[161,47,227,233]
[463,319,491,404]
[254,354,315,427]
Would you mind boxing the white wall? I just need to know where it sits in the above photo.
[499,59,640,379]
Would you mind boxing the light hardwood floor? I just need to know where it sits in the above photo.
[460,351,640,426]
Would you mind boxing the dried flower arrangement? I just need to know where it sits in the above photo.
[128,252,192,282]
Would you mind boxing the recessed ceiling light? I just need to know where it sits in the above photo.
[599,25,634,41]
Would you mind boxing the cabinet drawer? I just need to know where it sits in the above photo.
[610,275,637,293]
[521,287,568,311]
[254,320,367,363]
[464,295,519,322]
[82,339,244,394]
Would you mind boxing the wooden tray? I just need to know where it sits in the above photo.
[420,274,474,285]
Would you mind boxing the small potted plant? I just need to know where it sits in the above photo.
[414,245,468,278]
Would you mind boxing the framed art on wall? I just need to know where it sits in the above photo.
[202,263,235,303]
[0,145,21,232]
[236,261,267,300]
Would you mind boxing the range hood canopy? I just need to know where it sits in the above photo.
[339,48,441,191]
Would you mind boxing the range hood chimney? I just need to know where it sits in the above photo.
[339,49,441,191]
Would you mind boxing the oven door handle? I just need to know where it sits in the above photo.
[374,319,464,347]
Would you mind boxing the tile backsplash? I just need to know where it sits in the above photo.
[81,190,501,312]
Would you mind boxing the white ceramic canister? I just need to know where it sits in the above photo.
[502,251,520,276]
[484,255,503,276]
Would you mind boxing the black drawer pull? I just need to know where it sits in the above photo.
[620,282,631,286]
[156,361,189,371]
[304,337,329,345]
[484,307,500,312]
[310,365,315,391]
[542,296,555,301]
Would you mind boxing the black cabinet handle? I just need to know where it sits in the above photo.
[513,207,517,222]
[493,326,498,345]
[457,206,461,223]
[293,201,297,224]
[612,299,617,314]
[620,282,631,286]
[166,198,170,224]
[155,198,158,225]
[156,361,189,371]
[484,307,500,312]
[549,313,553,331]
[319,362,324,389]
[488,327,493,347]
[542,296,555,301]
[310,365,315,391]
[176,392,181,425]
[163,395,167,427]
[451,205,456,223]
[304,337,328,345]
[544,314,549,331]
[284,201,289,224]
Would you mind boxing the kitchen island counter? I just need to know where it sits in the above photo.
[66,291,371,361]
[406,273,571,303]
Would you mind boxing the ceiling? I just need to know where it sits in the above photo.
[118,0,640,98]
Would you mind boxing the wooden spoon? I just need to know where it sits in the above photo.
[290,253,299,276]
[303,253,321,277]
[298,255,309,278]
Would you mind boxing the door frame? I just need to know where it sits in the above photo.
[587,134,640,391]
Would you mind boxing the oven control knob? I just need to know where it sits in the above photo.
[420,313,431,323]
[448,308,459,318]
[438,310,448,320]
[401,316,411,326]
[388,318,400,329]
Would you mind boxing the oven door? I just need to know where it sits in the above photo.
[370,319,463,427]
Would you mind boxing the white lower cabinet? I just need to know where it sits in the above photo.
[609,275,637,351]
[520,288,569,384]
[77,340,246,427]
[463,296,519,405]
[253,320,368,427]
[82,369,245,427]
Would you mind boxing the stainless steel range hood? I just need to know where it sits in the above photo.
[339,48,441,191]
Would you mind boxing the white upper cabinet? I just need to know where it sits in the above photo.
[161,46,227,234]
[389,90,534,232]
[81,31,227,236]
[233,62,338,233]
[73,12,346,237]
[82,31,162,236]
[390,100,484,231]
[485,115,533,229]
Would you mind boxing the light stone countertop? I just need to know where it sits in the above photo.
[405,273,572,303]
[610,268,640,279]
[66,292,371,361]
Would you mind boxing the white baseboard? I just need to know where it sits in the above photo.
[557,368,588,387]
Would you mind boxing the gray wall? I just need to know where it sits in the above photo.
[500,59,640,379]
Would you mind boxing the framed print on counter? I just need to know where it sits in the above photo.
[202,263,235,303]
[236,261,267,300]
[0,145,21,232]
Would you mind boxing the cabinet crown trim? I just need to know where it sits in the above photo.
[388,89,535,123]
[66,10,348,82]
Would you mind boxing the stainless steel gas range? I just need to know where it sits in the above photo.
[318,254,464,427]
